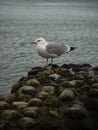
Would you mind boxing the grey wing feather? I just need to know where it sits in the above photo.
[46,42,69,56]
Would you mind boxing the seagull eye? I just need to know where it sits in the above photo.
[37,40,41,42]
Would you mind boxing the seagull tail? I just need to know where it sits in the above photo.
[70,47,77,51]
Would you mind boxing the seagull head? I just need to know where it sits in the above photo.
[31,37,47,45]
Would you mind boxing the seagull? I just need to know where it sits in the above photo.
[31,37,76,65]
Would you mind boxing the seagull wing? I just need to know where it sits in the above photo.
[46,42,70,56]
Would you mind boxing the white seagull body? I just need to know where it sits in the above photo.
[31,38,76,64]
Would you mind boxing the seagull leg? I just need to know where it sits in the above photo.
[46,58,48,65]
[51,58,53,67]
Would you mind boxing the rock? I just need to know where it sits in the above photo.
[18,117,37,129]
[49,109,59,117]
[42,86,55,95]
[26,79,40,87]
[49,73,61,80]
[44,96,62,107]
[11,82,22,93]
[87,88,98,98]
[92,83,98,88]
[12,101,28,109]
[29,98,43,107]
[85,98,98,111]
[90,77,98,84]
[59,89,75,101]
[37,69,54,77]
[1,110,21,120]
[23,107,40,117]
[65,80,85,88]
[75,71,88,77]
[64,106,87,119]
[57,68,72,77]
[18,85,36,96]
[16,93,32,102]
[3,93,16,103]
[38,91,49,99]
[28,67,42,75]
[0,101,9,110]
[0,120,6,130]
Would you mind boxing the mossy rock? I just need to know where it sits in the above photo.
[64,106,87,119]
[92,83,98,88]
[18,117,37,129]
[3,93,16,103]
[11,82,22,93]
[38,91,49,99]
[16,93,32,102]
[0,110,21,120]
[42,86,55,95]
[23,107,40,118]
[18,85,36,96]
[65,80,85,88]
[48,109,59,118]
[44,96,62,107]
[12,101,28,109]
[26,79,40,87]
[59,89,75,101]
[87,88,98,98]
[89,76,98,84]
[85,98,98,111]
[0,101,9,110]
[29,98,43,107]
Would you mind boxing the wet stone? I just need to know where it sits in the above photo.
[28,67,42,75]
[26,79,40,87]
[29,98,43,107]
[16,93,32,102]
[18,85,36,96]
[87,88,98,98]
[44,96,62,107]
[38,91,49,99]
[65,80,85,88]
[0,101,9,110]
[12,101,28,109]
[1,110,21,120]
[85,98,98,111]
[92,83,98,88]
[11,82,22,93]
[23,107,40,117]
[59,89,75,101]
[42,86,55,95]
[64,106,87,119]
[49,109,59,118]
[3,93,16,103]
[18,117,37,129]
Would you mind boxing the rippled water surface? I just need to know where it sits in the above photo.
[0,0,98,96]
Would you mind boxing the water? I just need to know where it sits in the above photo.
[0,0,98,96]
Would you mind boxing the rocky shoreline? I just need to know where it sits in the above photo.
[0,63,98,130]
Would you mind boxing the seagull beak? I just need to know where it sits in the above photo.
[31,41,37,44]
